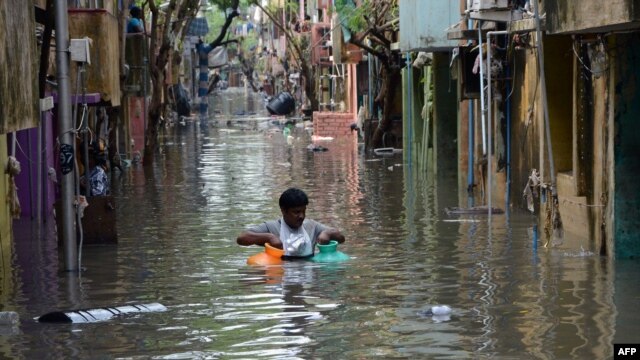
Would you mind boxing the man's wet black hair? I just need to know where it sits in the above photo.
[279,188,309,209]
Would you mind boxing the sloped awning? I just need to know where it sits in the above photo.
[187,17,209,36]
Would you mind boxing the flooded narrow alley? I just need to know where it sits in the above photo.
[5,89,640,359]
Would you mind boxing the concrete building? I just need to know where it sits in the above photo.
[438,0,640,258]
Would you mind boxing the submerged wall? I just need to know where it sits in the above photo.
[432,53,458,180]
[508,39,542,211]
[613,33,640,258]
[313,112,357,139]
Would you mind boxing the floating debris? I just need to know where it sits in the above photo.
[37,303,167,324]
[307,144,328,152]
[444,206,504,215]
[373,147,403,156]
[417,305,452,323]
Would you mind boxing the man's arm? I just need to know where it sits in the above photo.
[316,228,345,245]
[237,231,282,248]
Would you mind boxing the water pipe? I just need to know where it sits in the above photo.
[532,0,557,195]
[467,18,474,198]
[365,40,373,126]
[27,129,34,219]
[486,30,508,218]
[54,0,78,271]
[37,111,43,224]
[38,303,168,323]
[11,132,16,157]
[468,100,475,201]
[406,52,413,171]
[506,61,512,213]
[368,46,372,122]
[477,26,487,156]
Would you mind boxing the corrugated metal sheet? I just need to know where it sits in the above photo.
[399,0,460,52]
[0,0,39,133]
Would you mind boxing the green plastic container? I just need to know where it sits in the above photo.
[311,240,350,263]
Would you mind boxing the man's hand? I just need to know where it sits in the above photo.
[267,233,283,249]
[237,231,282,248]
[317,229,345,245]
[316,232,332,245]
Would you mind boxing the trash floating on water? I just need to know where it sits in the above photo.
[266,92,295,115]
[311,135,334,142]
[37,303,167,324]
[0,311,19,325]
[307,144,328,152]
[561,247,597,257]
[444,206,504,215]
[442,219,482,223]
[417,305,452,322]
[419,305,452,316]
[373,147,402,156]
[0,311,19,335]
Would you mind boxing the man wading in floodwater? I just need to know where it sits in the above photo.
[237,188,345,260]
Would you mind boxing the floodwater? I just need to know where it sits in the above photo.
[4,88,640,359]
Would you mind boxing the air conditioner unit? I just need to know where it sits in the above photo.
[471,0,509,11]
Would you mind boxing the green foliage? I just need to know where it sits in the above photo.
[207,0,249,10]
[203,0,252,43]
[334,0,399,33]
[283,0,299,14]
[334,0,370,32]
[204,8,228,43]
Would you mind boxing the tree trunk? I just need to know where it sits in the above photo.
[370,64,396,149]
[144,44,168,164]
[144,76,163,163]
[301,61,318,111]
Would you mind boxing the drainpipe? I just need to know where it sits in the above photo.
[54,0,78,271]
[477,25,487,157]
[477,24,490,215]
[487,30,508,217]
[27,131,34,219]
[467,16,475,199]
[468,100,474,198]
[532,0,557,195]
[506,62,512,213]
[37,111,43,224]
[406,53,413,170]
[368,45,373,121]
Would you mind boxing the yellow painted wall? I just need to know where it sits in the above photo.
[509,44,541,210]
[545,35,573,173]
[0,0,39,133]
[0,134,13,304]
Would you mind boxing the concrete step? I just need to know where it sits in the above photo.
[557,171,576,197]
[557,194,590,239]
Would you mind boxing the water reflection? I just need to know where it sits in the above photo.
[3,88,631,359]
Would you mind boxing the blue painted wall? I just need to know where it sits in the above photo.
[399,0,460,52]
[614,34,640,258]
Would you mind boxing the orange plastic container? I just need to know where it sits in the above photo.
[247,243,284,265]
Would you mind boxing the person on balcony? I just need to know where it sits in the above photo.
[79,141,110,197]
[127,6,145,34]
